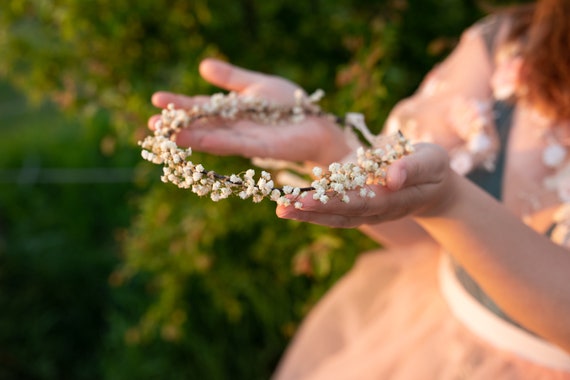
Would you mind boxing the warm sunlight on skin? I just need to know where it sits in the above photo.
[141,90,414,207]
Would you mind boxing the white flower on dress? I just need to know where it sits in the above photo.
[450,149,474,175]
[556,175,570,203]
[447,96,498,174]
[542,143,567,168]
[551,203,570,247]
[467,132,492,154]
[490,45,523,100]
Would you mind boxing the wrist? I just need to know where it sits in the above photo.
[413,168,463,220]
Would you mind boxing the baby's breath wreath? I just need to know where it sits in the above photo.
[139,90,414,208]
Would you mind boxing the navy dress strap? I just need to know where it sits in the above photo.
[465,14,512,199]
[466,100,514,199]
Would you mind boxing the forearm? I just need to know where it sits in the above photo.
[415,172,570,351]
[359,218,436,248]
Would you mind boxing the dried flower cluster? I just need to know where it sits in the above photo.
[139,91,414,207]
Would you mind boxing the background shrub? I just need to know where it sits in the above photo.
[0,1,523,378]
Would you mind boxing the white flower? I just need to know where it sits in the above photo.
[450,150,474,175]
[491,54,523,100]
[557,176,570,202]
[277,197,291,207]
[192,172,203,181]
[270,190,282,201]
[308,89,325,102]
[331,183,345,193]
[543,143,566,168]
[467,132,492,154]
[245,169,255,179]
[329,162,341,172]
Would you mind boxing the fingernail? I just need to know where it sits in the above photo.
[390,167,406,190]
[398,168,407,188]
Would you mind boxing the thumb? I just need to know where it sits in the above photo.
[385,143,449,191]
[199,58,268,92]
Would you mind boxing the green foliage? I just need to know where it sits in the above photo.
[0,0,523,379]
[103,184,371,379]
[0,84,137,379]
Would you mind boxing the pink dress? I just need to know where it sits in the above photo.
[272,15,570,380]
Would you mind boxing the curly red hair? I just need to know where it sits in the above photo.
[507,0,570,121]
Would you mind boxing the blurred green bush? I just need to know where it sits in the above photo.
[0,0,514,378]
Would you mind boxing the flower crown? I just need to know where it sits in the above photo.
[139,90,414,208]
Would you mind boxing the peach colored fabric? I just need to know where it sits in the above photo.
[273,247,570,380]
[439,254,570,372]
[272,15,570,380]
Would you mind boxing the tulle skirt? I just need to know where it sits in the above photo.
[272,243,570,380]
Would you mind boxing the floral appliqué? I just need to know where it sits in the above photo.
[491,43,570,248]
[447,97,499,175]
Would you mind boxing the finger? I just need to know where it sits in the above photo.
[148,114,161,129]
[276,205,365,228]
[199,58,269,92]
[277,186,420,227]
[386,143,449,191]
[175,122,272,158]
[151,92,211,109]
[278,186,392,217]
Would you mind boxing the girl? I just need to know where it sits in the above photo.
[149,1,570,377]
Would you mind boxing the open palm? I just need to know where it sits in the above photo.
[149,58,351,166]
